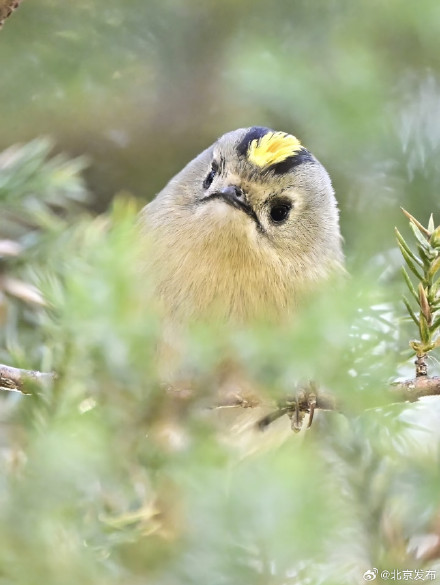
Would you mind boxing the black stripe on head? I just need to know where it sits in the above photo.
[269,149,315,175]
[236,126,271,157]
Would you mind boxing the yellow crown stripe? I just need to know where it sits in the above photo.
[247,132,303,168]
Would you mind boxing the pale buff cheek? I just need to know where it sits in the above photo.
[294,192,305,212]
[193,200,282,264]
[282,190,304,217]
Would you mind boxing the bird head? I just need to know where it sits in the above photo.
[142,127,343,321]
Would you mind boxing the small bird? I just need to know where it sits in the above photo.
[139,127,344,445]
[140,126,343,324]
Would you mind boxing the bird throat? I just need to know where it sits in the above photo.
[153,221,295,323]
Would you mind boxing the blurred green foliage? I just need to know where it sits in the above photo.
[1,0,440,255]
[1,2,440,584]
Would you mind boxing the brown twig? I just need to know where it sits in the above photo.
[0,0,22,28]
[1,361,440,429]
[255,377,440,430]
[0,363,55,393]
[390,376,440,401]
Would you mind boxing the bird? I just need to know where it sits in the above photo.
[139,126,343,324]
[138,126,344,445]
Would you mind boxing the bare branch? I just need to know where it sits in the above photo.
[256,377,440,430]
[1,361,439,430]
[0,363,55,394]
[390,376,440,401]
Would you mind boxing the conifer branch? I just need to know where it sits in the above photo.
[397,209,440,377]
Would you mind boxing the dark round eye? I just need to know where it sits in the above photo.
[270,202,291,223]
[203,162,218,190]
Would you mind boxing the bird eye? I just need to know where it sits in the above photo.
[203,162,218,190]
[270,201,291,223]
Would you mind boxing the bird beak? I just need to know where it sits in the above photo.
[202,185,263,230]
[205,185,249,212]
[216,185,247,209]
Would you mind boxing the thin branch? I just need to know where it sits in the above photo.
[0,363,55,393]
[254,377,440,430]
[2,362,440,430]
[390,376,440,401]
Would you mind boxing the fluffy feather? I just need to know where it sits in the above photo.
[140,127,343,324]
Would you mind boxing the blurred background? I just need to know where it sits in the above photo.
[1,1,440,584]
[2,0,440,254]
